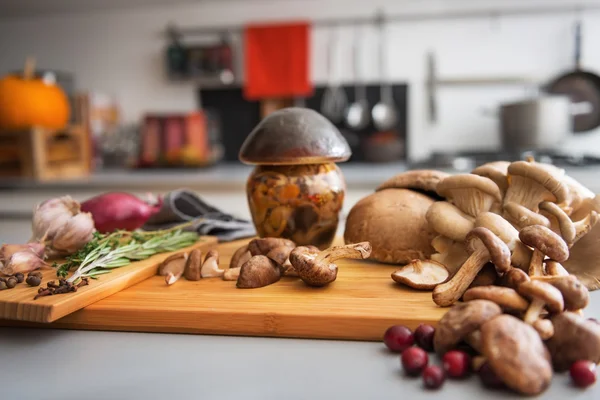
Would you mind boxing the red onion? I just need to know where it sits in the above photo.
[81,192,163,233]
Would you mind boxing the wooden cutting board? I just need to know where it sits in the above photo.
[1,238,448,341]
[0,237,217,323]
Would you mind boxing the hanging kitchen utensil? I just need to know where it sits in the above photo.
[546,19,600,132]
[371,15,398,132]
[321,26,348,123]
[345,28,370,131]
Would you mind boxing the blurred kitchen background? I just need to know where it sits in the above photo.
[3,0,600,241]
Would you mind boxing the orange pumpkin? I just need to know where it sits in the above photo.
[0,59,70,131]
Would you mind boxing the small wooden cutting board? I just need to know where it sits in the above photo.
[0,236,217,323]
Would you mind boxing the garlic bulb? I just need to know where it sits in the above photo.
[50,212,96,256]
[0,250,47,276]
[31,196,80,241]
[0,242,45,261]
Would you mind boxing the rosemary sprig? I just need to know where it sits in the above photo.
[55,226,199,282]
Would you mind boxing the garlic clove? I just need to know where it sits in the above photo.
[0,250,48,276]
[0,242,45,262]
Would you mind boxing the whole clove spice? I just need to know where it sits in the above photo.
[33,277,89,300]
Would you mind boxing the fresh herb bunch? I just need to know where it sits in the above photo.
[55,226,199,283]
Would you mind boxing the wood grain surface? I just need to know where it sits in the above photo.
[1,238,448,341]
[0,237,217,323]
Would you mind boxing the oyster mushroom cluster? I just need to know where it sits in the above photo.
[225,238,371,289]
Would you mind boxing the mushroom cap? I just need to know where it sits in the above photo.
[265,245,294,266]
[533,318,555,341]
[474,212,519,247]
[344,189,437,264]
[376,169,450,198]
[503,202,551,229]
[532,275,589,311]
[236,255,282,288]
[433,299,502,355]
[499,267,530,290]
[436,174,502,202]
[248,238,296,256]
[518,280,564,312]
[481,314,552,396]
[519,225,569,262]
[289,246,337,287]
[391,259,449,290]
[507,161,569,205]
[426,202,474,242]
[465,227,511,273]
[546,311,600,371]
[471,161,510,196]
[239,107,351,165]
[463,285,529,312]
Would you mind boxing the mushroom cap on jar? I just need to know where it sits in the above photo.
[376,169,450,197]
[433,299,502,355]
[518,280,564,312]
[519,225,569,262]
[532,275,589,311]
[507,161,569,205]
[436,174,502,202]
[465,227,511,273]
[426,202,475,242]
[546,311,600,371]
[481,314,552,396]
[239,107,351,165]
[463,285,529,312]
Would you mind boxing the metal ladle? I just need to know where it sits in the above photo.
[345,28,370,130]
[372,16,398,131]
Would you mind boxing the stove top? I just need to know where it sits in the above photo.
[412,150,600,171]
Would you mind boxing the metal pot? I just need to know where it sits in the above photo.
[499,95,591,152]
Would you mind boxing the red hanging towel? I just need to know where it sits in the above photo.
[243,21,312,100]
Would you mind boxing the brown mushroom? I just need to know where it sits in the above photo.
[183,249,203,281]
[533,318,555,340]
[344,189,436,264]
[539,201,576,244]
[463,286,529,313]
[426,202,475,242]
[468,263,497,288]
[503,160,569,212]
[264,245,293,266]
[436,174,502,217]
[201,250,223,278]
[519,225,569,276]
[230,245,252,270]
[433,227,511,307]
[433,299,502,355]
[518,280,564,325]
[545,311,600,371]
[289,242,371,287]
[498,267,530,290]
[376,169,450,198]
[391,259,449,290]
[248,238,295,256]
[563,220,600,290]
[480,314,552,396]
[544,260,569,276]
[531,274,589,311]
[429,235,469,276]
[223,267,241,281]
[471,161,510,198]
[474,211,532,270]
[236,255,282,288]
[158,252,187,285]
[503,202,551,230]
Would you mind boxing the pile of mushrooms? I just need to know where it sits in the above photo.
[225,238,371,289]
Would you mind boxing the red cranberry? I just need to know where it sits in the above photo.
[422,365,445,389]
[478,362,504,388]
[401,347,429,376]
[383,325,414,353]
[442,350,471,379]
[570,360,597,388]
[414,324,435,352]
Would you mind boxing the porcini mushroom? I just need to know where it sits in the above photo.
[433,299,502,355]
[545,311,600,371]
[433,227,511,307]
[471,161,510,198]
[436,174,502,217]
[518,280,564,325]
[474,211,532,270]
[200,250,223,278]
[289,242,371,287]
[480,314,552,396]
[503,202,551,230]
[519,225,569,276]
[376,169,450,199]
[503,160,569,212]
[230,245,252,270]
[236,255,282,288]
[391,259,449,290]
[463,286,529,313]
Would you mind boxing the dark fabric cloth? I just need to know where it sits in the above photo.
[142,189,255,242]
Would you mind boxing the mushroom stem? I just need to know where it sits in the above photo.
[524,299,545,324]
[314,242,372,264]
[433,248,490,307]
[539,201,576,244]
[545,260,569,277]
[572,211,599,246]
[528,250,545,277]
